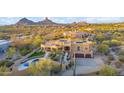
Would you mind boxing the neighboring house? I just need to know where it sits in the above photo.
[0,40,11,53]
[63,31,96,39]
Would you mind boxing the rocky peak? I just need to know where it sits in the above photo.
[16,18,35,25]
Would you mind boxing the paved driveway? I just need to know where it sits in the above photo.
[62,57,104,76]
[76,58,98,66]
[0,53,6,61]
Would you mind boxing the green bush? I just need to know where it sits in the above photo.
[49,53,61,61]
[110,39,121,47]
[118,50,124,56]
[97,44,109,54]
[118,55,124,63]
[108,54,114,61]
[102,40,110,46]
[0,60,14,67]
[52,63,61,74]
[99,65,117,76]
[115,61,122,68]
[19,47,32,56]
[26,58,60,76]
[0,66,10,76]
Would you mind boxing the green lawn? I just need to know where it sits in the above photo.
[29,50,45,58]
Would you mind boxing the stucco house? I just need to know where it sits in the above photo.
[41,39,94,58]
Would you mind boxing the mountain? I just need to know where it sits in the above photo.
[16,18,35,25]
[16,17,58,26]
[15,17,87,26]
[36,17,57,25]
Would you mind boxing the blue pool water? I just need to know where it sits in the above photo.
[18,58,40,71]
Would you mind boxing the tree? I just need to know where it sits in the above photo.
[6,47,16,59]
[0,32,5,39]
[118,49,124,63]
[0,66,10,76]
[118,49,124,55]
[107,54,114,61]
[102,40,110,46]
[32,35,42,47]
[115,61,122,68]
[99,65,117,76]
[118,55,124,63]
[26,58,60,76]
[97,44,109,54]
[96,35,105,43]
[0,60,14,67]
[110,39,121,47]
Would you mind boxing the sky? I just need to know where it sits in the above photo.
[0,17,124,25]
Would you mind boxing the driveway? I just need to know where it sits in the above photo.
[0,53,6,61]
[62,56,104,76]
[76,58,98,66]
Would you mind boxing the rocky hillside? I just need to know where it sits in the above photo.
[16,18,35,25]
[16,17,58,26]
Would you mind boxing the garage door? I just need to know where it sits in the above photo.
[85,54,91,58]
[64,46,70,51]
[75,54,84,58]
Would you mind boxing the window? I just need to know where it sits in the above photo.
[82,35,84,38]
[77,46,80,51]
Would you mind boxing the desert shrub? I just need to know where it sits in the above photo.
[108,54,114,61]
[26,58,60,76]
[118,55,124,63]
[0,66,10,76]
[19,47,32,56]
[115,61,122,68]
[0,60,14,67]
[99,65,117,76]
[97,44,109,54]
[118,50,124,56]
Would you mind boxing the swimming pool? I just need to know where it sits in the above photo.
[18,58,40,71]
